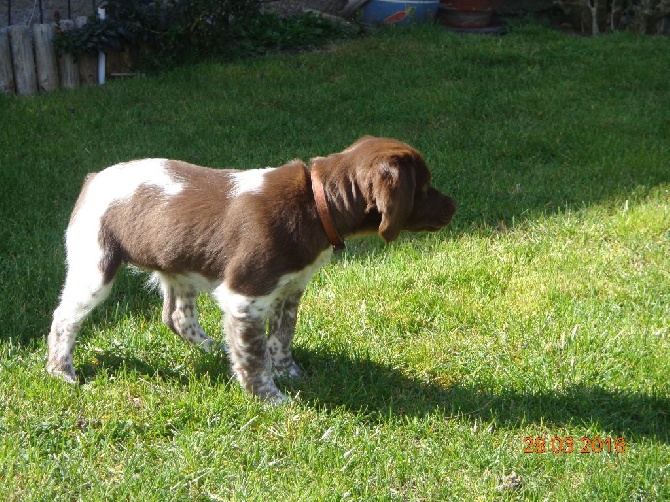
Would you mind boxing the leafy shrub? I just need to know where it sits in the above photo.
[227,12,357,57]
[55,0,355,70]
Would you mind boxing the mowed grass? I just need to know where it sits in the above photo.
[1,23,669,500]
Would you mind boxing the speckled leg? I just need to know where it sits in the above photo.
[214,285,285,403]
[268,291,304,379]
[224,311,284,403]
[157,273,213,352]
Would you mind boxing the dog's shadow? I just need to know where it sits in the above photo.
[292,349,669,442]
[84,343,669,443]
[71,255,668,442]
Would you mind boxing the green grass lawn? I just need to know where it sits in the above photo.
[1,23,669,500]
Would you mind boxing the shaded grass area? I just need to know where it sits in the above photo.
[1,24,669,500]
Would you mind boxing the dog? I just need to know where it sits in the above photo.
[46,136,457,402]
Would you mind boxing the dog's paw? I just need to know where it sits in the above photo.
[273,361,303,380]
[46,362,77,384]
[264,390,289,405]
[216,341,231,355]
[255,385,288,405]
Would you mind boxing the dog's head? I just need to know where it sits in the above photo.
[333,136,457,242]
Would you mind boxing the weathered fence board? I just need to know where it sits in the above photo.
[33,23,59,92]
[8,25,37,95]
[1,20,99,94]
[0,29,15,93]
[75,16,98,85]
[58,20,79,89]
[1,16,134,95]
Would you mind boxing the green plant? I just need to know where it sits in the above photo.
[227,12,358,57]
[54,15,131,57]
[54,0,355,70]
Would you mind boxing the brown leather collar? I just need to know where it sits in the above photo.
[310,169,345,253]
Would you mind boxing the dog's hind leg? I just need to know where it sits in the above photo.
[47,230,118,383]
[155,273,214,352]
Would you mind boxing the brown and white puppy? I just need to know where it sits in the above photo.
[47,136,457,402]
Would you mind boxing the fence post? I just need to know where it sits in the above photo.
[33,23,59,92]
[58,20,79,89]
[8,25,37,95]
[76,16,97,85]
[0,28,16,94]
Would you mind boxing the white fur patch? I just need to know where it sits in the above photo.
[68,158,183,234]
[62,159,185,296]
[76,158,181,213]
[148,270,215,294]
[213,248,332,319]
[229,167,274,197]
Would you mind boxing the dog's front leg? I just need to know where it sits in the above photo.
[268,291,304,379]
[223,303,285,403]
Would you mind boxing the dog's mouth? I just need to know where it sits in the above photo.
[411,208,457,233]
[421,225,446,232]
[415,221,451,233]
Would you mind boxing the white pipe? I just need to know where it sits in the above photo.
[97,8,106,85]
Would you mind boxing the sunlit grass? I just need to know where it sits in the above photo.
[1,23,668,501]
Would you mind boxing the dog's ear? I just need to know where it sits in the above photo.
[372,155,417,243]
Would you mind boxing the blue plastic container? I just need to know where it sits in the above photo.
[361,0,440,25]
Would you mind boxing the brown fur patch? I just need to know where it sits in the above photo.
[96,137,455,294]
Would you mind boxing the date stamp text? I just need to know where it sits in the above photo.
[523,436,626,454]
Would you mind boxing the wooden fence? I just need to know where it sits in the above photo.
[1,17,99,95]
